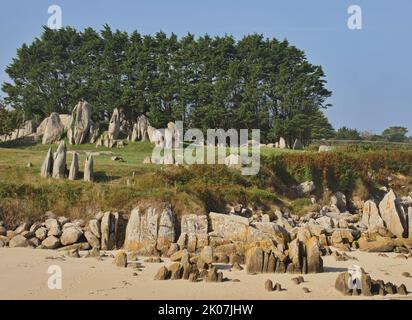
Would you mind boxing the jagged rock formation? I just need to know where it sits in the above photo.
[67,100,92,145]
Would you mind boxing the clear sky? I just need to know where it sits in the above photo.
[1,0,411,134]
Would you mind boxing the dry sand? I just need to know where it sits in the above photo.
[0,247,411,300]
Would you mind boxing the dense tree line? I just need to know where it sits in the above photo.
[2,26,333,143]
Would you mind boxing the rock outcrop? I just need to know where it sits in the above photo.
[124,204,175,254]
[379,190,408,238]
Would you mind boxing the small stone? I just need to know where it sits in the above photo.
[302,287,311,293]
[273,283,282,291]
[232,262,243,271]
[401,272,411,278]
[113,251,127,267]
[397,284,408,295]
[264,279,273,291]
[154,266,170,280]
[66,248,80,258]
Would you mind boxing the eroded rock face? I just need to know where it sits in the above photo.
[42,112,65,144]
[68,101,92,145]
[379,190,408,238]
[124,204,175,254]
[179,214,209,252]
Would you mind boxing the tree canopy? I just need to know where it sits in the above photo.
[2,26,333,143]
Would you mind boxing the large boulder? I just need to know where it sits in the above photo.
[42,236,61,249]
[60,226,83,246]
[52,140,66,179]
[379,190,408,238]
[361,200,385,233]
[67,100,92,145]
[9,235,29,248]
[40,147,54,178]
[45,218,61,237]
[124,204,175,254]
[42,112,65,144]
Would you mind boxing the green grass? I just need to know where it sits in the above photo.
[1,138,412,227]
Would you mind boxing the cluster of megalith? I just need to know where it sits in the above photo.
[40,141,94,182]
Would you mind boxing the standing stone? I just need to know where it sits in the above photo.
[85,230,100,249]
[164,127,174,164]
[42,112,65,144]
[84,154,94,182]
[68,152,79,180]
[68,100,92,145]
[52,140,66,179]
[292,139,303,150]
[108,108,120,140]
[379,190,408,238]
[362,200,385,233]
[136,114,149,141]
[278,137,287,149]
[40,147,54,178]
[305,237,324,273]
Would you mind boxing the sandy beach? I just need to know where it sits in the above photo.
[0,248,411,300]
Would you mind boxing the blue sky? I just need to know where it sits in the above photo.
[0,0,411,134]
